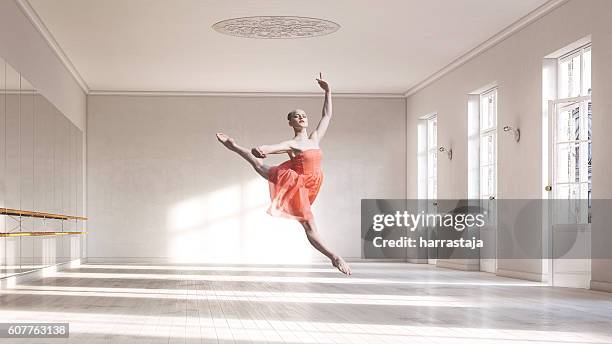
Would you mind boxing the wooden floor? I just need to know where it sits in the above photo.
[1,262,612,343]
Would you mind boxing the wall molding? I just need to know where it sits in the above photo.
[436,259,480,271]
[16,0,90,93]
[403,0,570,97]
[497,268,543,282]
[591,280,612,293]
[87,90,406,98]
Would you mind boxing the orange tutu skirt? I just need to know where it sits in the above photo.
[267,150,324,221]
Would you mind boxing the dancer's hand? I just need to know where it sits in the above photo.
[251,147,267,158]
[316,72,330,92]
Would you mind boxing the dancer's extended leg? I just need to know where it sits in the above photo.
[300,217,352,275]
[216,133,270,179]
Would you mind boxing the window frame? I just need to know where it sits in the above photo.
[553,43,592,222]
[479,87,498,200]
[426,115,438,200]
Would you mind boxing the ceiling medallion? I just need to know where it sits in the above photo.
[212,16,340,39]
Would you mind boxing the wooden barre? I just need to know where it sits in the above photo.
[0,208,87,221]
[0,231,87,237]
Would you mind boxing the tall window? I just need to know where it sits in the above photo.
[553,44,591,221]
[479,88,497,199]
[427,116,438,199]
[418,114,437,200]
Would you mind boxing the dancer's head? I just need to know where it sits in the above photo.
[287,109,308,129]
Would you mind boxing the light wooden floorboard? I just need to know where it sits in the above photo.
[1,262,612,343]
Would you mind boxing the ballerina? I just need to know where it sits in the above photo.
[216,73,351,275]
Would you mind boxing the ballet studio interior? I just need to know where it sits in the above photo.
[1,0,612,343]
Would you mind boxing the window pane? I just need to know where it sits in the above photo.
[488,91,496,127]
[480,90,496,130]
[480,133,496,166]
[428,177,437,200]
[587,102,592,187]
[559,58,569,99]
[554,184,589,223]
[556,183,579,200]
[555,143,581,183]
[480,165,495,198]
[579,141,590,183]
[583,48,591,96]
[425,116,437,200]
[587,101,592,140]
[428,152,437,179]
[480,96,488,129]
[556,103,580,142]
[559,54,581,98]
[427,118,437,150]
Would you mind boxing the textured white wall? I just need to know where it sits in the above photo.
[406,0,612,288]
[87,95,406,263]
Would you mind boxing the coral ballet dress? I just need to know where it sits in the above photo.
[267,148,323,221]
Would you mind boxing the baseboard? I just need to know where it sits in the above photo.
[83,257,407,265]
[407,258,429,264]
[590,280,612,293]
[496,268,543,282]
[436,259,480,271]
[0,258,82,289]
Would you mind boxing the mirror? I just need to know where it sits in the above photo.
[0,56,85,278]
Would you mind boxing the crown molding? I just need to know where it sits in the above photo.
[15,0,90,93]
[403,0,570,97]
[88,90,406,98]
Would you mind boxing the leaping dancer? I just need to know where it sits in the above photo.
[216,73,351,275]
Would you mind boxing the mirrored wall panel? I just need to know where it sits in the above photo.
[0,56,85,279]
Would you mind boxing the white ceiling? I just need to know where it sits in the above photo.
[28,0,548,94]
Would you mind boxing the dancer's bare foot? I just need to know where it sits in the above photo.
[332,256,352,276]
[216,133,237,151]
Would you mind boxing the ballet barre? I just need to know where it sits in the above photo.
[0,207,88,237]
[0,208,87,221]
[0,231,87,237]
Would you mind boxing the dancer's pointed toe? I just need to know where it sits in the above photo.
[332,256,352,276]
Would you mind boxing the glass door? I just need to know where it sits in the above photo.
[549,97,591,288]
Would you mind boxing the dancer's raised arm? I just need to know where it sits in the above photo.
[310,73,332,144]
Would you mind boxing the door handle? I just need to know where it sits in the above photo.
[545,185,552,192]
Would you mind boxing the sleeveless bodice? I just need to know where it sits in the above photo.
[290,149,322,175]
[267,148,324,221]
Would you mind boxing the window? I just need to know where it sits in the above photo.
[418,114,437,200]
[479,88,497,199]
[427,116,438,199]
[558,46,591,98]
[553,44,591,221]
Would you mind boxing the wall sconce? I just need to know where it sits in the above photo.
[438,146,452,160]
[503,125,520,142]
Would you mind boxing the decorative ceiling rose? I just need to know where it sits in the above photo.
[212,16,340,39]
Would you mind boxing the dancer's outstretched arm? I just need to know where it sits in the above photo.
[252,140,294,158]
[311,73,332,144]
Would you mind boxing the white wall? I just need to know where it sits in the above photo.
[87,95,406,263]
[406,0,612,289]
